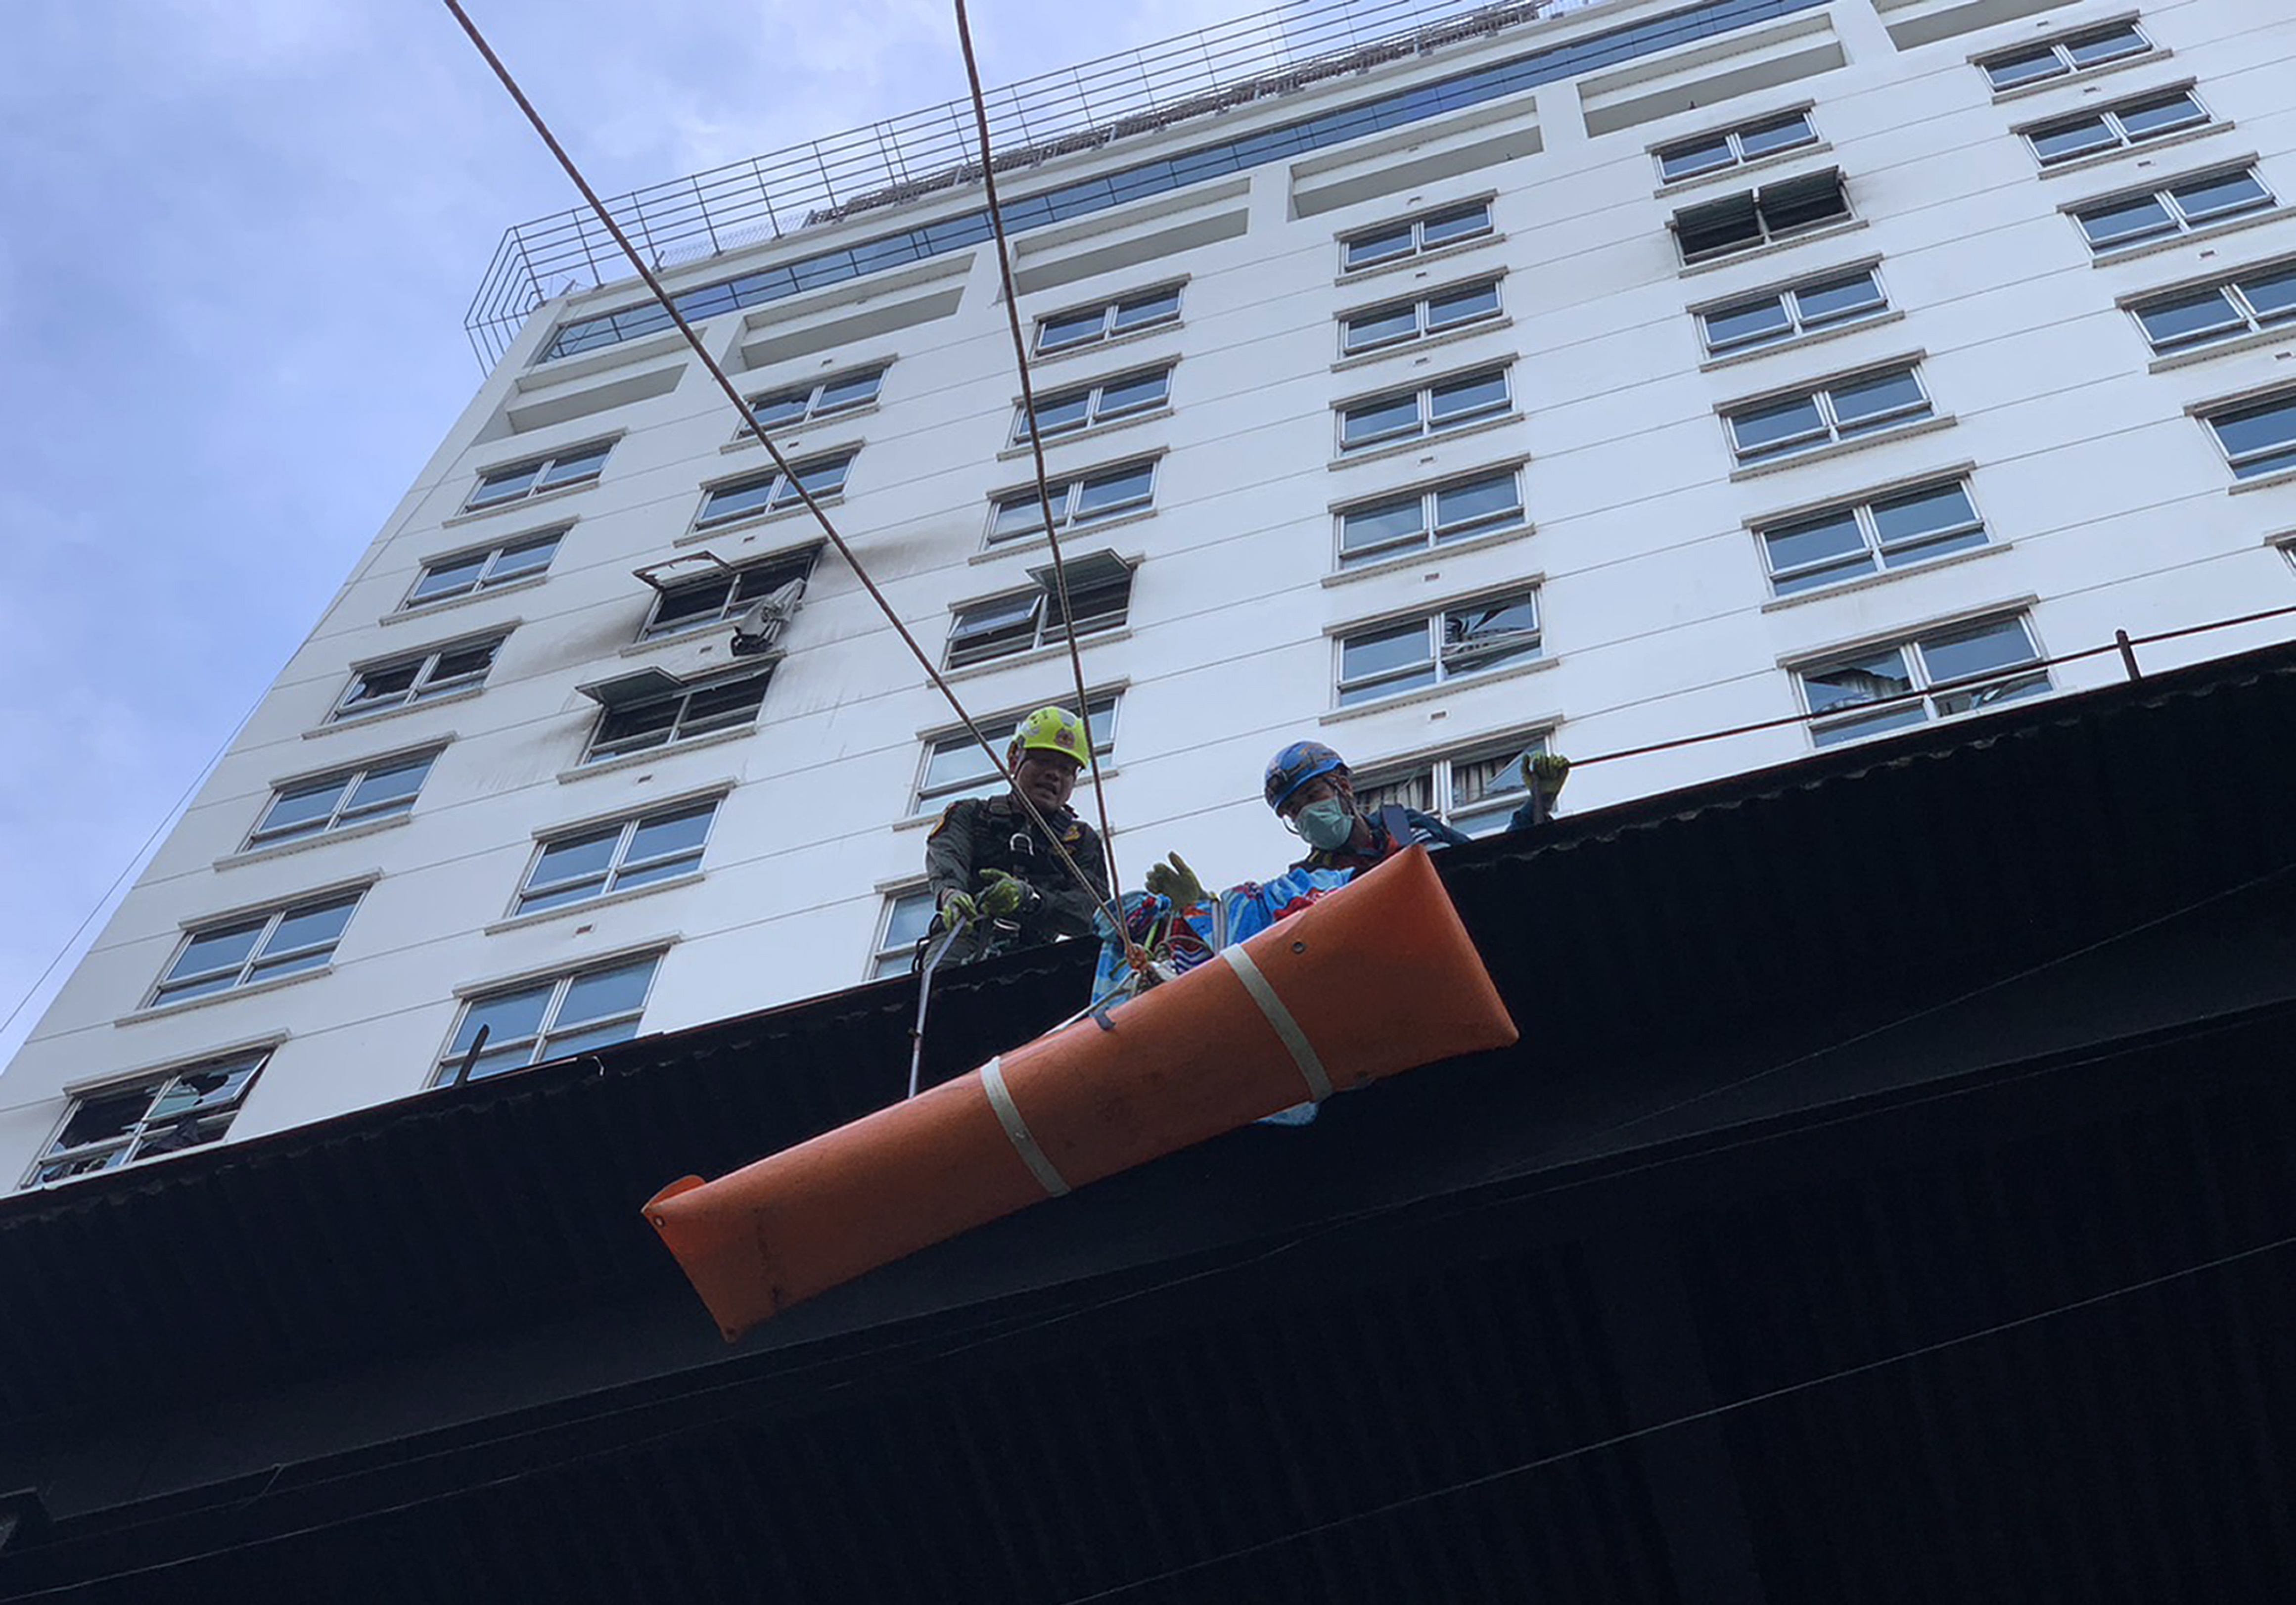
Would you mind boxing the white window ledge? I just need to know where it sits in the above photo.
[939,629,1132,685]
[2035,120,2233,183]
[305,685,484,740]
[2090,207,2289,270]
[1027,319,1187,369]
[1330,411,1525,473]
[214,813,412,872]
[996,407,1175,463]
[381,572,549,629]
[116,964,335,1029]
[2147,324,2296,373]
[675,495,847,549]
[1679,218,1870,281]
[720,403,882,455]
[2228,464,2296,497]
[1700,309,1906,373]
[1651,140,1836,202]
[1322,522,1534,588]
[969,507,1157,564]
[484,872,706,935]
[1320,654,1559,727]
[557,722,757,783]
[1333,231,1509,290]
[1760,540,2013,612]
[1331,317,1516,375]
[892,767,1125,833]
[1729,414,1960,482]
[441,478,598,529]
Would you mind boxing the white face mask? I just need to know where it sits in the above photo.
[1295,797,1356,851]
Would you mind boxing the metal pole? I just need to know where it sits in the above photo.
[2115,629,2143,682]
[907,921,969,1099]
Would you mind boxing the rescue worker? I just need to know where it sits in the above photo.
[924,706,1111,964]
[1261,740,1573,874]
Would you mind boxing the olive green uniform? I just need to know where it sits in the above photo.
[923,793,1109,963]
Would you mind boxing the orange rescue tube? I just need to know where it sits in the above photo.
[644,846,1515,1341]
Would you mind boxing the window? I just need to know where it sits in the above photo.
[24,1049,269,1187]
[583,668,772,764]
[1798,614,2049,745]
[916,694,1118,811]
[2022,89,2210,167]
[1341,201,1495,273]
[742,365,886,431]
[1340,278,1504,356]
[437,955,661,1085]
[1655,110,1819,183]
[332,635,505,722]
[517,801,718,915]
[1338,591,1541,707]
[988,460,1156,544]
[2204,390,2296,480]
[2129,261,2296,353]
[1336,469,1524,567]
[1673,171,1850,265]
[1699,266,1888,356]
[1725,365,1932,464]
[1339,367,1512,453]
[694,451,855,529]
[464,440,612,511]
[1355,734,1550,839]
[1035,283,1183,355]
[1012,367,1173,445]
[1978,21,2151,92]
[947,557,1133,669]
[2072,168,2275,253]
[152,891,363,1006]
[643,549,817,640]
[871,888,938,979]
[1758,479,1988,596]
[404,531,561,609]
[248,752,438,848]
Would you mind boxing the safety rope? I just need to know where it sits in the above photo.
[438,0,1129,946]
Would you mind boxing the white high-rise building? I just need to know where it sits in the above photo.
[7,0,2293,1186]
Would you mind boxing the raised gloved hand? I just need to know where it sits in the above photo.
[976,869,1033,919]
[1144,852,1205,909]
[936,890,979,931]
[1528,751,1571,804]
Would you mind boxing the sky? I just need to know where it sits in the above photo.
[0,0,1587,1067]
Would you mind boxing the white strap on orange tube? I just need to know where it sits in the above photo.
[980,1055,1072,1196]
[1219,945,1335,1101]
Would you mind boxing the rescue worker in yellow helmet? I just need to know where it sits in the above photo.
[923,706,1111,964]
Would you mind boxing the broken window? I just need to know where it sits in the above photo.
[26,1050,269,1187]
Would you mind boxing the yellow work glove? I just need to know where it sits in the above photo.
[1528,752,1571,805]
[936,890,979,931]
[976,869,1032,919]
[1143,852,1205,909]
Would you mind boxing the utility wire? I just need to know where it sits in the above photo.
[436,0,1127,946]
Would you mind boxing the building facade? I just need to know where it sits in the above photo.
[6,0,2294,1184]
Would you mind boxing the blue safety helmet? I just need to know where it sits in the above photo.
[1264,740,1348,814]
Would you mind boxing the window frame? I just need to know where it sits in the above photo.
[1338,276,1506,357]
[639,547,819,642]
[23,1048,273,1188]
[462,439,614,512]
[401,530,563,611]
[1794,613,2051,746]
[1722,363,1935,466]
[945,561,1134,670]
[149,889,366,1007]
[1352,731,1552,839]
[2125,258,2296,355]
[514,799,721,916]
[1333,467,1527,569]
[2069,166,2278,255]
[986,459,1158,546]
[1754,476,1991,596]
[2202,388,2296,481]
[2019,86,2212,169]
[1010,365,1175,446]
[1977,21,2154,93]
[580,666,774,765]
[434,953,665,1087]
[738,364,888,434]
[1653,109,1820,185]
[1672,170,1851,266]
[1335,588,1543,709]
[245,749,441,850]
[913,692,1120,814]
[693,449,857,531]
[1339,200,1496,275]
[1032,283,1184,356]
[1696,264,1891,358]
[870,886,938,979]
[1336,366,1514,455]
[331,634,506,723]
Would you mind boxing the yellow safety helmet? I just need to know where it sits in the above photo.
[1010,705,1088,766]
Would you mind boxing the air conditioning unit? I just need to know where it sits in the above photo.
[730,576,807,657]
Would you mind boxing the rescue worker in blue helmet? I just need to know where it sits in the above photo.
[1263,740,1572,873]
[924,706,1110,964]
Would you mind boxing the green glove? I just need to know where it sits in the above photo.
[936,890,979,931]
[976,869,1032,919]
[1528,752,1571,804]
[1144,852,1205,909]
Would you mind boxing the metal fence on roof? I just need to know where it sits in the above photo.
[462,0,1607,367]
